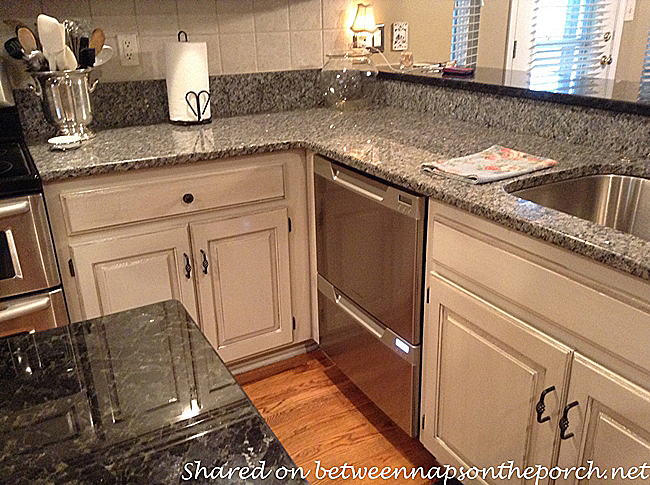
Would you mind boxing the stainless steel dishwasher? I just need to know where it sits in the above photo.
[314,154,426,437]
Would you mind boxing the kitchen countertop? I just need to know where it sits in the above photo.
[30,107,650,281]
[0,300,307,485]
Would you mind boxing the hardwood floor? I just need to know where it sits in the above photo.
[236,350,440,484]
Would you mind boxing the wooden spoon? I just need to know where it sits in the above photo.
[89,28,105,53]
[17,27,38,53]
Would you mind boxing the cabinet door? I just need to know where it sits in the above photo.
[70,226,198,321]
[557,354,650,485]
[421,275,572,485]
[190,208,293,363]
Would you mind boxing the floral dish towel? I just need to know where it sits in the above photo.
[422,145,557,184]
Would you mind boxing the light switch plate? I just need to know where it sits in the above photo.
[624,0,635,21]
[392,22,408,51]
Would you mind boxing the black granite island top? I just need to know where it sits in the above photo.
[0,300,308,485]
[29,107,650,281]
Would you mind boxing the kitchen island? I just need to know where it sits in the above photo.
[0,300,307,485]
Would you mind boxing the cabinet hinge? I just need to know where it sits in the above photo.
[288,217,292,233]
[421,414,425,429]
[68,259,75,277]
[292,317,296,330]
[426,287,430,304]
[512,40,518,59]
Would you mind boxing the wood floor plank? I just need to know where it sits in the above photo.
[237,350,439,484]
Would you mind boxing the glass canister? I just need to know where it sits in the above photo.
[320,49,378,110]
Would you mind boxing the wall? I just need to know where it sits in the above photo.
[0,0,363,82]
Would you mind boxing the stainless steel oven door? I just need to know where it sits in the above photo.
[0,288,68,338]
[0,195,60,298]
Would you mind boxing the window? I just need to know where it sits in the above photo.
[527,0,617,95]
[450,0,482,69]
[639,29,650,104]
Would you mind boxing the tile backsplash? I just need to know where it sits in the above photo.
[1,0,358,82]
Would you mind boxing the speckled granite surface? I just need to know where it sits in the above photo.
[0,300,307,485]
[29,107,650,281]
[16,70,324,144]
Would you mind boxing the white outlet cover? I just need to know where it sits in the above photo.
[392,22,408,51]
[117,34,139,66]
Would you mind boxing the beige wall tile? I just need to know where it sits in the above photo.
[0,0,43,19]
[253,0,289,33]
[192,33,222,75]
[220,32,257,73]
[322,28,351,60]
[289,0,321,32]
[42,0,91,19]
[291,30,322,69]
[91,0,137,35]
[139,35,176,79]
[135,0,178,37]
[256,31,291,71]
[217,0,254,34]
[96,34,145,81]
[177,0,218,36]
[322,0,354,31]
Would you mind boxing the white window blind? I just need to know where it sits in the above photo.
[450,0,482,69]
[528,0,613,95]
[639,29,650,104]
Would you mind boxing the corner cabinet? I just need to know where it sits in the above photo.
[44,151,314,365]
[421,201,650,485]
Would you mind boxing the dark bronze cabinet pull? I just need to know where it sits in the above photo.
[182,193,194,204]
[183,253,192,279]
[536,385,556,423]
[201,249,209,274]
[559,401,579,439]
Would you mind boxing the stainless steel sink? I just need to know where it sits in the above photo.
[509,174,650,241]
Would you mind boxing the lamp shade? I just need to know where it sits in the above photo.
[350,4,377,33]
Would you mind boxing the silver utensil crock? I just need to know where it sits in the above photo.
[31,68,99,140]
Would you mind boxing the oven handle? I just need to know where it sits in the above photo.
[0,200,30,219]
[0,294,51,323]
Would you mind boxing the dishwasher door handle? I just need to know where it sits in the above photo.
[314,155,386,201]
[317,275,419,365]
[0,294,51,323]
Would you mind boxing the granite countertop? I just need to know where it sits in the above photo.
[29,107,650,281]
[0,300,307,485]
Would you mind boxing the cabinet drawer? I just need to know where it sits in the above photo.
[60,162,286,234]
[431,220,650,374]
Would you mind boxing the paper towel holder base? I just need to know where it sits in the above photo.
[170,89,211,125]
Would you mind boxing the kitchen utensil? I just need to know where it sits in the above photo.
[79,48,95,68]
[31,68,98,140]
[4,37,25,60]
[59,45,78,71]
[94,45,113,67]
[17,27,38,53]
[37,14,65,71]
[25,50,49,72]
[89,28,105,53]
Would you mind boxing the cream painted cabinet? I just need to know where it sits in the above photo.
[421,274,572,485]
[190,208,294,363]
[45,151,313,366]
[556,355,650,485]
[70,225,198,321]
[422,201,650,484]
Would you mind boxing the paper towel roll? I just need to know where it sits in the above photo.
[165,42,211,123]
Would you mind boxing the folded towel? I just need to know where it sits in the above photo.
[422,145,557,184]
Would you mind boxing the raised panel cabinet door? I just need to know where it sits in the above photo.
[421,274,572,485]
[556,354,650,485]
[70,226,198,321]
[190,208,293,363]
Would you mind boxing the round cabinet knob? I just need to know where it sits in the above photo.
[182,193,194,204]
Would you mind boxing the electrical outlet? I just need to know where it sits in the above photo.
[117,34,139,66]
[392,22,408,51]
